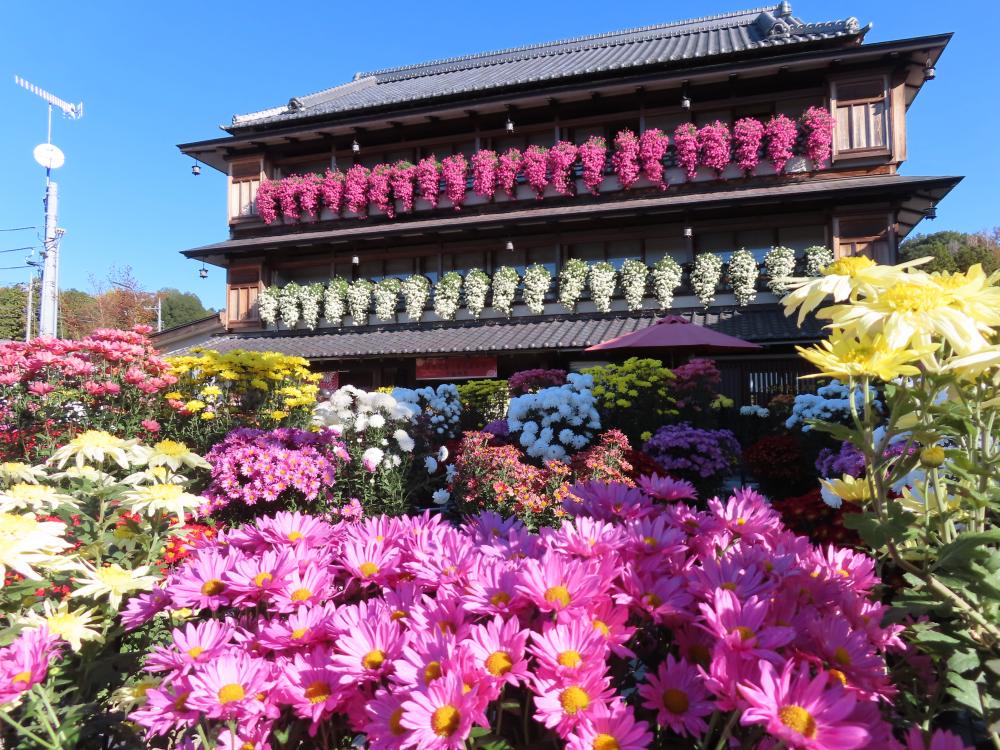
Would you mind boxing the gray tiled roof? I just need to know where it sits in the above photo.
[229,5,865,130]
[197,306,822,360]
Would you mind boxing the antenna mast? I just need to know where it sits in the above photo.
[14,75,83,337]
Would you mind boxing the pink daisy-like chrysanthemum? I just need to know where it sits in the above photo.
[689,555,770,601]
[186,650,274,721]
[463,511,525,550]
[279,646,343,733]
[903,726,974,750]
[255,511,335,549]
[339,537,402,587]
[623,514,686,560]
[637,655,714,738]
[804,617,890,697]
[637,473,698,502]
[405,530,477,590]
[811,545,879,593]
[408,594,471,640]
[739,659,870,749]
[146,618,234,673]
[529,618,608,679]
[532,669,615,738]
[331,618,406,684]
[256,603,336,652]
[460,558,528,619]
[617,564,693,624]
[270,563,334,612]
[167,548,234,611]
[699,589,794,662]
[120,587,170,631]
[366,688,411,750]
[565,698,653,750]
[129,675,199,738]
[564,481,656,522]
[588,597,637,658]
[399,672,488,750]
[225,548,297,605]
[542,516,624,559]
[707,488,782,542]
[515,551,610,615]
[0,626,61,704]
[391,630,460,690]
[465,615,530,687]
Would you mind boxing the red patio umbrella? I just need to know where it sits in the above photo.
[585,315,762,353]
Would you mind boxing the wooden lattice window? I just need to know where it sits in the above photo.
[227,266,262,323]
[835,215,893,264]
[831,78,890,156]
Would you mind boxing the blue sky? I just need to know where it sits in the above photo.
[1,1,996,310]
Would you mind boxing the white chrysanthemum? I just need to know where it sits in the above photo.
[21,599,102,651]
[72,562,158,611]
[121,483,203,524]
[0,483,78,513]
[131,440,209,472]
[393,429,415,453]
[0,462,47,486]
[49,431,137,470]
[0,512,71,582]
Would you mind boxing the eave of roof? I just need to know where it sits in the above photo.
[181,174,961,261]
[194,306,823,360]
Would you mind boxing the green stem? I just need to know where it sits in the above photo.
[0,707,57,750]
[35,684,62,741]
[713,711,740,750]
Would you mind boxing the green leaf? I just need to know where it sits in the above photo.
[947,649,982,675]
[945,672,985,714]
[935,531,1000,571]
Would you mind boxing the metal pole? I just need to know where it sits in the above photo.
[157,295,162,332]
[25,273,34,341]
[38,179,59,336]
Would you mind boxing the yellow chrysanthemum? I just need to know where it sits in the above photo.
[797,330,936,382]
[49,431,136,470]
[820,475,873,504]
[183,399,206,413]
[131,440,210,472]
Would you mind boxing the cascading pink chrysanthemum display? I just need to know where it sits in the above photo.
[440,154,468,211]
[470,150,498,199]
[522,145,549,199]
[801,105,835,169]
[368,165,394,218]
[254,177,278,224]
[577,136,606,195]
[766,114,799,174]
[548,141,579,196]
[496,148,522,198]
[674,123,700,181]
[611,129,641,189]
[389,161,416,213]
[733,116,766,174]
[415,156,441,208]
[698,120,732,176]
[343,164,370,216]
[638,128,670,189]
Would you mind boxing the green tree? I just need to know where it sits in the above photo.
[0,283,28,341]
[899,229,1000,274]
[59,289,100,339]
[158,288,212,330]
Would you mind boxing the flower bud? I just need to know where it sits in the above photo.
[919,446,945,468]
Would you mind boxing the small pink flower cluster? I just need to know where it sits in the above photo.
[638,128,670,190]
[440,154,468,210]
[766,114,799,174]
[496,148,522,198]
[611,129,641,189]
[698,121,732,175]
[369,166,395,218]
[507,368,568,396]
[390,162,417,212]
[673,123,700,180]
[548,141,579,196]
[470,150,499,200]
[319,169,345,217]
[578,136,607,195]
[200,427,349,514]
[801,106,835,169]
[733,116,766,173]
[123,485,933,749]
[0,627,61,704]
[522,145,549,198]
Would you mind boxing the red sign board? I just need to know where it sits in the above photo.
[416,356,498,381]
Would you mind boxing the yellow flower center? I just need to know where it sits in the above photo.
[362,649,386,670]
[829,669,848,686]
[153,440,188,457]
[544,585,571,608]
[663,688,689,714]
[187,647,205,659]
[733,626,755,642]
[359,562,379,577]
[174,691,190,711]
[593,619,610,637]
[304,680,331,704]
[11,670,32,685]
[720,582,738,591]
[200,579,225,596]
[291,627,308,639]
[241,743,254,750]
[287,531,303,542]
[217,683,245,704]
[423,661,442,684]
[391,610,407,621]
[824,256,875,276]
[833,647,852,666]
[880,282,941,313]
[736,517,747,526]
[642,593,662,607]
[290,587,312,602]
[390,707,406,735]
[642,536,657,546]
[592,734,620,750]
[430,705,461,737]
[778,705,817,738]
[485,651,513,676]
[489,591,511,606]
[560,686,590,715]
[253,572,273,587]
[557,650,582,668]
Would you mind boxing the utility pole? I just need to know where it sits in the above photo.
[14,76,83,337]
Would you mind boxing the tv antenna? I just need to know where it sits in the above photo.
[14,75,84,337]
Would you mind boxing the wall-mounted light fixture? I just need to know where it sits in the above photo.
[351,255,360,265]
[925,205,937,220]
[199,264,209,279]
[505,114,515,133]
[505,240,514,251]
[683,226,694,238]
[351,139,361,154]
[191,159,201,176]
[680,95,691,110]
[923,58,936,81]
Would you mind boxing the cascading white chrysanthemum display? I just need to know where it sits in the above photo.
[619,258,648,311]
[588,261,617,313]
[650,256,683,311]
[727,248,759,307]
[323,277,348,326]
[299,283,324,330]
[401,274,430,321]
[257,287,280,328]
[763,246,797,295]
[523,264,552,315]
[691,253,724,307]
[278,282,302,328]
[491,266,519,317]
[804,245,835,277]
[346,279,374,325]
[373,278,401,322]
[506,373,601,461]
[433,272,463,321]
[463,269,491,319]
[558,258,588,312]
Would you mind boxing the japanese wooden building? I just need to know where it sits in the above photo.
[177,3,958,402]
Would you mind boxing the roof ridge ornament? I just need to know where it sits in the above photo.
[777,1,792,18]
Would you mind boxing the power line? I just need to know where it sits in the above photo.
[0,245,37,254]
[0,265,31,270]
[0,226,36,232]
